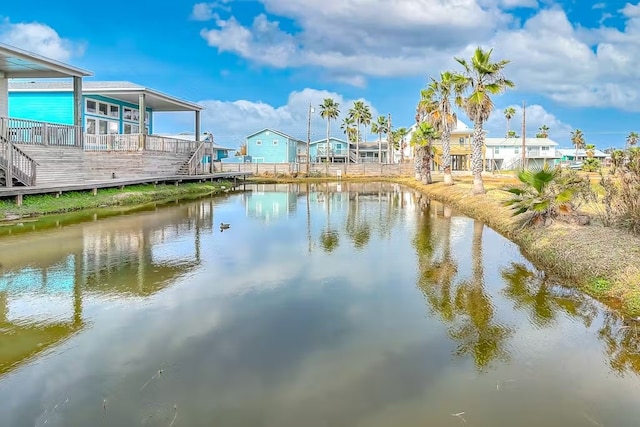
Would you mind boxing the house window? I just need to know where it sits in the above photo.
[541,146,549,151]
[86,100,97,114]
[459,137,465,145]
[109,105,119,118]
[123,123,140,134]
[256,140,262,145]
[273,140,279,145]
[98,102,108,116]
[87,117,118,135]
[514,147,519,154]
[494,147,500,154]
[86,118,96,134]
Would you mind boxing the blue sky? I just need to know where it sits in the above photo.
[2,0,640,149]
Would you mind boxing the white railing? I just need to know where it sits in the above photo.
[317,147,349,156]
[183,142,208,175]
[0,141,38,186]
[83,134,141,151]
[1,116,81,147]
[146,135,198,153]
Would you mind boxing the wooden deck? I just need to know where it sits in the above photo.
[0,171,253,204]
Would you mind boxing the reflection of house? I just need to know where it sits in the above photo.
[246,128,306,163]
[485,137,561,170]
[244,184,298,221]
[407,119,477,170]
[0,200,213,375]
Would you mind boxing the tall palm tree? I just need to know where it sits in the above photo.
[456,47,515,194]
[319,98,340,163]
[341,116,357,162]
[537,125,550,138]
[626,131,638,150]
[371,115,389,164]
[348,101,372,163]
[570,129,585,161]
[504,107,516,137]
[417,71,463,185]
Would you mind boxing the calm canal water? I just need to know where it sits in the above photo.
[0,182,639,426]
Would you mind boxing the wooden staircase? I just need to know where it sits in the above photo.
[176,142,207,175]
[0,138,38,187]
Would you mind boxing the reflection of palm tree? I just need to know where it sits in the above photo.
[598,311,640,375]
[320,183,339,253]
[501,262,598,329]
[345,191,371,249]
[450,221,512,371]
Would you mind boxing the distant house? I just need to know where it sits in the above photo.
[406,119,476,170]
[358,142,390,163]
[557,148,608,163]
[159,132,234,161]
[246,128,305,163]
[310,137,350,162]
[485,137,560,170]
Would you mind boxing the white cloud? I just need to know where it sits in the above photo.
[156,88,382,146]
[190,1,233,21]
[592,2,606,9]
[0,18,84,62]
[195,1,640,111]
[484,104,574,141]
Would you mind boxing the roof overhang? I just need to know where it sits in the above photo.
[0,42,92,79]
[82,87,203,112]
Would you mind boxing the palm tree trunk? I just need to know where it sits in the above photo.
[421,143,432,184]
[414,146,422,180]
[506,118,510,137]
[442,128,453,185]
[327,119,332,163]
[400,138,405,164]
[378,133,382,164]
[356,124,360,163]
[471,119,485,194]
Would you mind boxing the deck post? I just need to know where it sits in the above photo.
[73,76,83,147]
[0,73,8,117]
[15,194,22,206]
[92,188,97,196]
[138,93,147,150]
[6,142,13,188]
[195,111,201,142]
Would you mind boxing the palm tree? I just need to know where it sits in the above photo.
[570,129,585,161]
[371,115,389,164]
[341,116,357,162]
[411,122,440,184]
[456,47,515,194]
[394,127,409,164]
[504,107,516,137]
[537,125,550,138]
[585,144,596,158]
[348,101,372,163]
[417,71,463,185]
[319,98,340,163]
[626,131,638,150]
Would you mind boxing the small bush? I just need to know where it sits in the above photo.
[600,148,640,234]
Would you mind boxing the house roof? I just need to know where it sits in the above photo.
[484,137,559,147]
[310,137,348,144]
[407,119,472,138]
[8,80,203,112]
[0,42,93,78]
[245,128,303,142]
[557,148,608,158]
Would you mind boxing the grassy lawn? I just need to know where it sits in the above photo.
[0,182,232,218]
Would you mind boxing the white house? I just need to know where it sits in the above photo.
[403,119,474,167]
[484,137,560,171]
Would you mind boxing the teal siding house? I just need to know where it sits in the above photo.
[246,128,305,163]
[8,81,203,138]
[309,137,350,162]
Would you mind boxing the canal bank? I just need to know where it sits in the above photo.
[0,181,234,219]
[252,175,640,316]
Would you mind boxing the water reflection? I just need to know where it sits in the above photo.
[0,183,640,426]
[0,201,212,375]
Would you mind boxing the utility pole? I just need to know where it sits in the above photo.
[307,103,313,174]
[521,100,526,169]
[387,113,392,164]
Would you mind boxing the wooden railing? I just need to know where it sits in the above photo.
[146,135,198,153]
[0,139,38,186]
[83,134,141,151]
[183,142,208,175]
[1,116,81,147]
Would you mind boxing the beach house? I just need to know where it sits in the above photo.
[485,137,560,170]
[406,119,477,170]
[245,128,306,163]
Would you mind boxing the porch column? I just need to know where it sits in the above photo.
[0,73,7,117]
[195,110,201,142]
[138,93,146,150]
[72,76,83,147]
